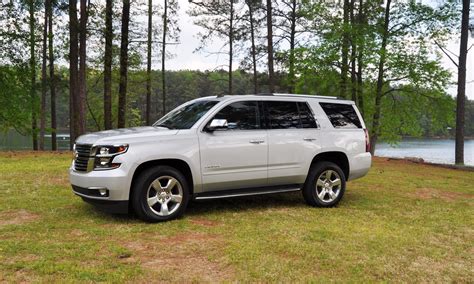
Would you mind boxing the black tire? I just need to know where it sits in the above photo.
[302,161,346,207]
[131,165,190,222]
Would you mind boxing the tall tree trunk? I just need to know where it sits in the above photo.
[104,0,113,130]
[146,0,152,124]
[77,0,88,136]
[118,0,130,128]
[340,0,350,99]
[29,0,38,151]
[48,0,57,150]
[370,0,391,155]
[455,0,469,165]
[266,0,275,93]
[349,0,357,103]
[162,0,167,115]
[40,1,48,151]
[288,0,297,93]
[356,0,364,116]
[228,0,233,96]
[69,0,79,148]
[248,1,258,94]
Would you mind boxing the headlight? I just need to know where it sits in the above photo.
[92,144,128,170]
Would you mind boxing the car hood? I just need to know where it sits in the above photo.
[75,126,178,145]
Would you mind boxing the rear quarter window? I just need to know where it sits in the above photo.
[319,103,362,129]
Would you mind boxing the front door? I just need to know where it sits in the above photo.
[198,101,268,192]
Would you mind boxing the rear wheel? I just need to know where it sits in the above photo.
[303,161,346,207]
[131,166,190,222]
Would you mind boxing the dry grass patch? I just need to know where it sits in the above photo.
[121,231,234,282]
[0,210,39,227]
[410,187,473,202]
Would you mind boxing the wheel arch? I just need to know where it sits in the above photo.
[130,159,195,200]
[310,151,350,181]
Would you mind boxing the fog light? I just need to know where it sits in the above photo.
[99,189,107,196]
[99,158,110,166]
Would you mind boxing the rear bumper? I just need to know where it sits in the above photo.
[348,152,372,181]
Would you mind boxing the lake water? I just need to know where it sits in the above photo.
[375,138,474,166]
[1,130,473,166]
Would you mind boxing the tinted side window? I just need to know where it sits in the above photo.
[213,101,260,130]
[319,103,362,129]
[298,102,318,128]
[266,101,300,129]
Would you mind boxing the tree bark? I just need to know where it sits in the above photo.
[77,0,88,136]
[266,0,275,93]
[40,1,48,150]
[356,0,364,116]
[349,0,357,103]
[69,0,79,149]
[455,0,469,165]
[228,0,233,96]
[48,0,57,150]
[118,0,130,128]
[162,0,167,115]
[288,0,297,93]
[104,0,113,129]
[340,0,350,99]
[370,0,392,155]
[247,1,258,94]
[146,0,152,124]
[29,0,38,151]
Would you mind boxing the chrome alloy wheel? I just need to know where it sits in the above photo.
[146,176,183,216]
[315,170,342,203]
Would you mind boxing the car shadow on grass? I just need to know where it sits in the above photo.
[186,192,307,216]
[79,192,309,223]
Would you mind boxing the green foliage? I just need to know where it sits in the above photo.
[0,66,33,133]
[294,0,459,142]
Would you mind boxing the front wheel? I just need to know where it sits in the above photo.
[131,166,190,222]
[302,161,346,207]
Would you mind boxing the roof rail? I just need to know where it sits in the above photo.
[254,93,339,100]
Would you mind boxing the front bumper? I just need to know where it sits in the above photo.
[69,164,133,201]
[74,188,129,214]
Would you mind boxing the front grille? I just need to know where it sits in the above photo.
[74,144,92,172]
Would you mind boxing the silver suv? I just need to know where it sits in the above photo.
[70,94,371,222]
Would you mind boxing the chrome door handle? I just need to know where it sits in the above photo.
[303,138,317,142]
[249,140,265,144]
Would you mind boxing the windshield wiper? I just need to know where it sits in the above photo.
[154,123,173,129]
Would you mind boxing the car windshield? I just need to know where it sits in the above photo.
[153,100,218,129]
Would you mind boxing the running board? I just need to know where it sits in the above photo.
[194,185,302,200]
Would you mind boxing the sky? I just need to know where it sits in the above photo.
[163,0,474,99]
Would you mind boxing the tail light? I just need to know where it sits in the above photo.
[364,129,370,153]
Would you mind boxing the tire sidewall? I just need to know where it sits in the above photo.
[132,166,190,222]
[303,162,346,207]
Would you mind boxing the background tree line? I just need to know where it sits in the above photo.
[0,0,471,164]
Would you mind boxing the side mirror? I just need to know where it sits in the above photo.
[206,119,228,132]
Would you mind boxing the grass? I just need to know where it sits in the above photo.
[0,152,472,282]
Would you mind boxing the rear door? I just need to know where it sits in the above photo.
[198,100,268,192]
[265,100,321,186]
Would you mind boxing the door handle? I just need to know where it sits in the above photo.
[249,140,265,144]
[303,138,317,142]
